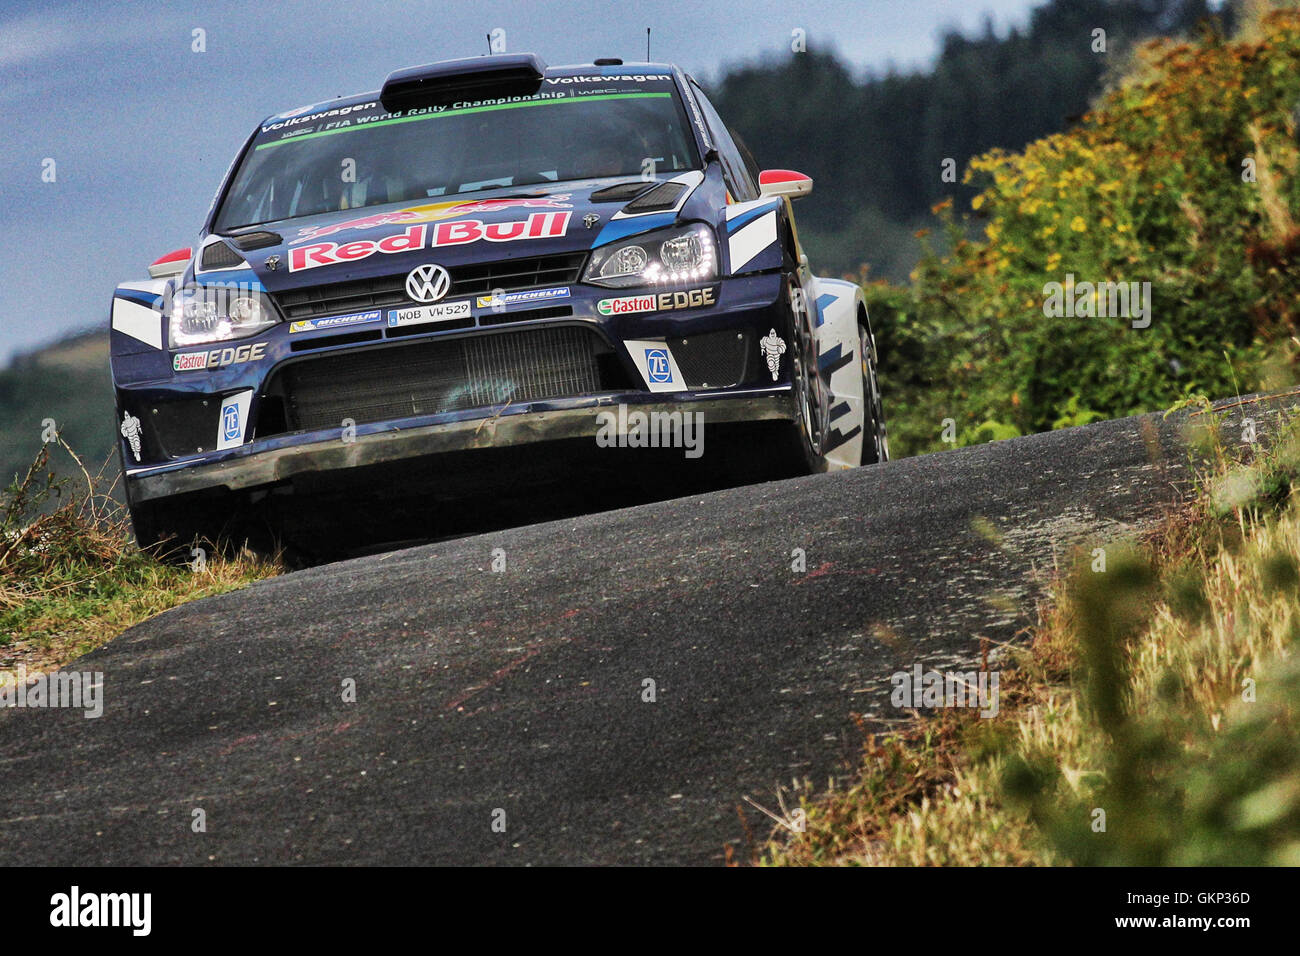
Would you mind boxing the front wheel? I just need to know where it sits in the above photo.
[783,277,831,475]
[859,320,889,465]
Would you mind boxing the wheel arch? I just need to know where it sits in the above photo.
[804,275,868,470]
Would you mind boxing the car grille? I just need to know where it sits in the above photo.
[270,326,609,432]
[272,253,587,321]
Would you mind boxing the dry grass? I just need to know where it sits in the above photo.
[0,443,281,679]
[760,413,1300,866]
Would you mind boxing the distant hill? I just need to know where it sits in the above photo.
[706,0,1228,279]
[0,329,115,490]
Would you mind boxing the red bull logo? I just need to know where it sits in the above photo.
[288,212,572,272]
[291,195,572,244]
[430,211,571,247]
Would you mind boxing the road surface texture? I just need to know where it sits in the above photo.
[0,398,1289,864]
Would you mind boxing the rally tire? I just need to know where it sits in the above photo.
[859,318,889,465]
[786,277,830,475]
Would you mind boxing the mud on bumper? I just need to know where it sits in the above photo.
[125,387,797,505]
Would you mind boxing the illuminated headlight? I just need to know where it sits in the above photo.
[584,223,716,288]
[167,284,278,348]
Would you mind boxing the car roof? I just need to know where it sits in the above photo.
[260,61,681,127]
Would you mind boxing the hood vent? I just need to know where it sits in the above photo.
[199,241,247,271]
[227,230,283,251]
[623,181,686,213]
[590,181,656,204]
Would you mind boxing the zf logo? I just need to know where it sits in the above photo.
[222,402,240,441]
[645,348,672,384]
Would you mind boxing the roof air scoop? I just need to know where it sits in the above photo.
[380,53,547,113]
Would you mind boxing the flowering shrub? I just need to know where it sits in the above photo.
[872,10,1300,456]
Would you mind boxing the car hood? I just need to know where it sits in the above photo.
[204,173,714,294]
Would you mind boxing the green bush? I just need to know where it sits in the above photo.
[871,9,1300,457]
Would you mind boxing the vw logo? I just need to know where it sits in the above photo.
[405,264,451,303]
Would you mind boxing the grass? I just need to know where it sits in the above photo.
[0,443,281,678]
[757,404,1300,866]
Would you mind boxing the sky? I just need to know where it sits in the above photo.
[0,0,1040,365]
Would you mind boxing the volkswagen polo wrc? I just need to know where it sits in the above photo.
[109,53,888,554]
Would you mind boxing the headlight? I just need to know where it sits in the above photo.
[166,283,278,348]
[584,223,716,288]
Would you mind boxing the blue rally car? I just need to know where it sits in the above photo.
[110,53,887,554]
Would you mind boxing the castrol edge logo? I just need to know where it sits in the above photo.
[287,212,571,272]
[173,341,268,372]
[597,286,718,316]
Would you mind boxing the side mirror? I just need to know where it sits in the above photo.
[148,247,192,279]
[759,169,813,200]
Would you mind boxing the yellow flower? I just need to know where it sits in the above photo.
[1070,216,1087,233]
[971,195,985,210]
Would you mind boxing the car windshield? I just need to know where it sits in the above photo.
[214,75,701,232]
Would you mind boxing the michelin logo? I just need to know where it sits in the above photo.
[759,329,786,381]
[476,287,570,310]
[120,411,142,462]
[289,310,381,334]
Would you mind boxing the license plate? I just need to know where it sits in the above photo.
[387,300,471,328]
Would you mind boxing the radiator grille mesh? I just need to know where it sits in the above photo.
[275,326,605,432]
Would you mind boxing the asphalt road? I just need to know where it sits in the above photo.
[0,400,1285,865]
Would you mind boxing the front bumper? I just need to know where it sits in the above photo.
[124,387,796,503]
[114,268,799,504]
